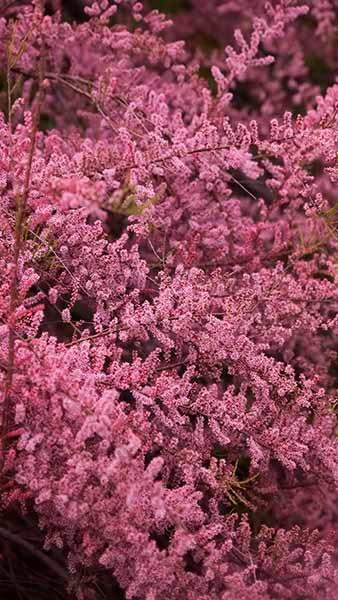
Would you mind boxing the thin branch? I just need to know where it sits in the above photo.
[0,526,69,581]
[1,50,45,467]
[2,204,91,299]
[156,359,188,372]
[0,1,28,16]
[23,224,91,298]
[64,324,128,347]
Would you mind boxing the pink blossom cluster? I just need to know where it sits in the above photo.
[1,0,338,598]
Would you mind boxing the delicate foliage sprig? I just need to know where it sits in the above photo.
[0,1,338,599]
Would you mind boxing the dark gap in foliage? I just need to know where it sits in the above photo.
[235,455,251,482]
[107,442,116,458]
[191,375,208,385]
[119,389,136,407]
[38,296,74,342]
[103,209,129,241]
[217,500,229,516]
[298,13,317,29]
[220,366,234,387]
[39,113,56,131]
[328,356,338,385]
[302,158,324,177]
[45,0,90,23]
[198,66,217,96]
[196,484,212,516]
[313,270,334,283]
[35,282,95,342]
[177,363,187,376]
[186,412,199,428]
[184,550,203,575]
[71,298,95,323]
[300,251,319,262]
[270,459,287,486]
[144,446,162,468]
[148,0,192,15]
[245,388,255,412]
[85,567,126,600]
[166,468,182,490]
[120,343,136,364]
[305,53,334,92]
[231,81,263,112]
[144,406,156,423]
[228,169,275,205]
[212,444,228,460]
[154,396,167,413]
[149,526,174,551]
[85,433,103,452]
[306,409,315,424]
[0,509,70,600]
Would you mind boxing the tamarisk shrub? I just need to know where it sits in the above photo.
[1,0,338,598]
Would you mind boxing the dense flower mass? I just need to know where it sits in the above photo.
[1,0,338,598]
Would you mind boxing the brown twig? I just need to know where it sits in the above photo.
[0,1,29,16]
[0,526,69,581]
[1,48,45,469]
